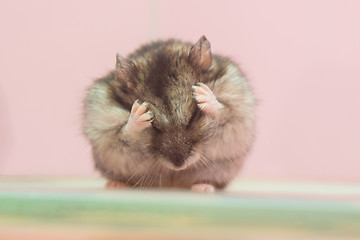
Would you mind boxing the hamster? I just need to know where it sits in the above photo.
[83,36,256,192]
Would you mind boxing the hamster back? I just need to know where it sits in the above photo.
[83,36,256,191]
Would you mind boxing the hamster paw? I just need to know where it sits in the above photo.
[105,181,129,189]
[125,100,153,133]
[191,183,216,193]
[192,83,223,118]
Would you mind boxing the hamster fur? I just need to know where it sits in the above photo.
[83,36,256,192]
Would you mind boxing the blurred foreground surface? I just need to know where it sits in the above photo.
[0,176,359,240]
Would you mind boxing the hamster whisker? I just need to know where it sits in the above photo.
[225,155,233,163]
[199,155,213,168]
[205,155,229,177]
[132,172,144,188]
[199,155,228,176]
[132,161,153,188]
[193,161,199,170]
[141,160,159,188]
[126,158,147,185]
[148,161,162,188]
[126,167,140,185]
[158,163,164,188]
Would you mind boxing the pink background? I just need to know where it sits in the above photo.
[1,0,359,181]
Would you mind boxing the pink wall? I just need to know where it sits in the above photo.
[1,0,359,181]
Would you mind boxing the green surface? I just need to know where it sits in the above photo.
[0,177,360,239]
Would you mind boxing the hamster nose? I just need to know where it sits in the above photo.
[172,155,185,167]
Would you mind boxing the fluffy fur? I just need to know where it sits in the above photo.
[83,36,256,190]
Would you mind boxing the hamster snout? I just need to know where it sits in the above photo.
[153,127,199,170]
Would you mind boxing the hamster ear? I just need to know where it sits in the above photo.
[116,53,135,89]
[189,35,212,72]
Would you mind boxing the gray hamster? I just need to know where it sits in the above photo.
[83,36,256,192]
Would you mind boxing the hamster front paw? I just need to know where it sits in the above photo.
[124,100,153,134]
[192,83,223,118]
[191,183,216,193]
